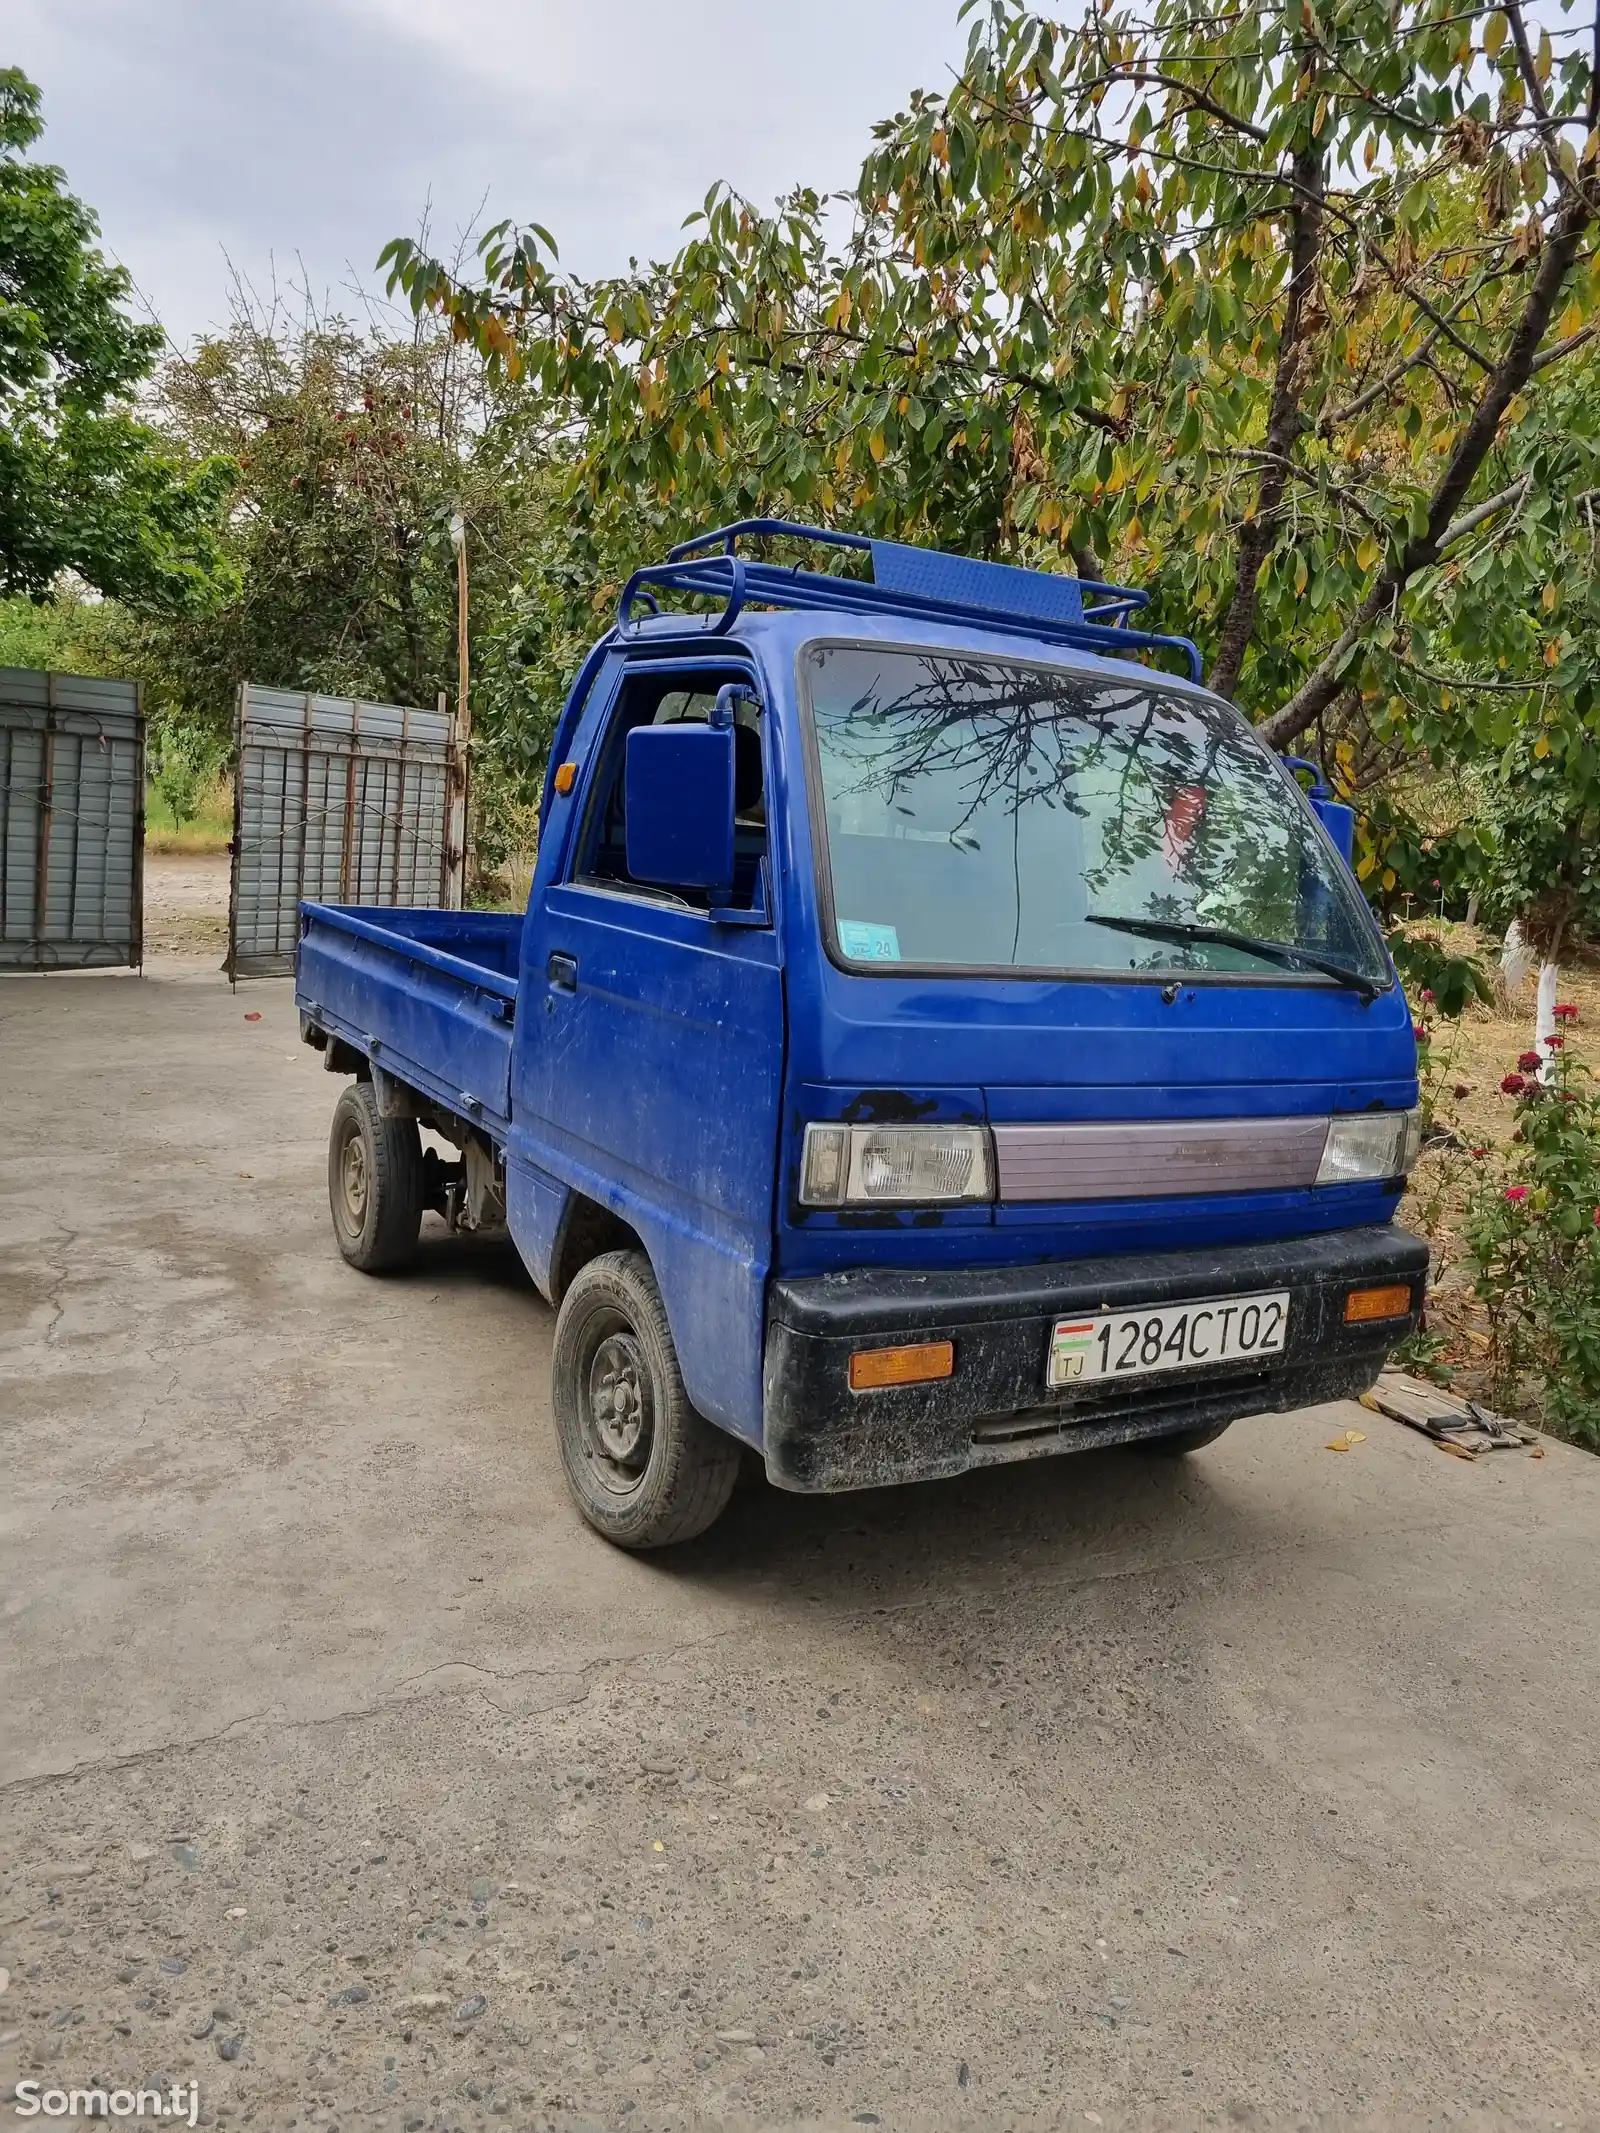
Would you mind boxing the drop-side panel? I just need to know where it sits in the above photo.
[229,684,457,979]
[0,669,143,970]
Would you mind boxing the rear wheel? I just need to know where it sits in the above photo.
[552,1251,739,1549]
[327,1082,424,1272]
[1140,1418,1235,1456]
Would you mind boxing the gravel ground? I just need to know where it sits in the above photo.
[2,962,1598,2133]
[141,852,231,963]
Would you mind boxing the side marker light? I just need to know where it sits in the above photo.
[1344,1283,1414,1324]
[848,1341,956,1392]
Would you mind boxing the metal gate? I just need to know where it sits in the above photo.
[0,668,144,971]
[227,683,460,979]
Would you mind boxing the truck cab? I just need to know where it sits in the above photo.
[296,521,1426,1547]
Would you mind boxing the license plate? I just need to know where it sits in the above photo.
[1048,1291,1290,1387]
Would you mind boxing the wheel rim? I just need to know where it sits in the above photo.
[335,1123,368,1236]
[579,1316,655,1497]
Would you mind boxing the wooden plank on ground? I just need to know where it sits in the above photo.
[1360,1369,1537,1452]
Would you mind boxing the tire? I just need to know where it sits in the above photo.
[551,1250,740,1549]
[1139,1418,1235,1456]
[327,1082,424,1273]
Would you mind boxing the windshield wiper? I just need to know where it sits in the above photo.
[1085,913,1385,1000]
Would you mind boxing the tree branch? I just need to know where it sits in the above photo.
[993,91,1503,376]
[1436,471,1532,551]
[1505,2,1554,128]
[1532,317,1599,371]
[1392,652,1553,692]
[1258,174,1599,751]
[1068,531,1108,582]
[1326,319,1450,427]
[1077,66,1271,143]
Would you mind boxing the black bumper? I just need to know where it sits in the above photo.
[763,1225,1428,1493]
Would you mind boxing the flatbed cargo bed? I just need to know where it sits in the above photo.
[296,903,519,1138]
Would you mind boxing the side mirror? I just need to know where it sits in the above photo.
[625,721,736,893]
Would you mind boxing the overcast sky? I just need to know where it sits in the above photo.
[9,0,972,352]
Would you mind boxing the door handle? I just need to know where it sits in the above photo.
[546,951,578,993]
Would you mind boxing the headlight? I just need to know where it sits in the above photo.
[800,1122,995,1207]
[1316,1108,1422,1186]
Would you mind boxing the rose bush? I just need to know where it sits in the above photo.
[1464,1040,1600,1445]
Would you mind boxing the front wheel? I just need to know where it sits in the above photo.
[327,1082,424,1272]
[551,1251,740,1549]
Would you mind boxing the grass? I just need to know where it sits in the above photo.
[145,773,233,854]
[468,850,537,913]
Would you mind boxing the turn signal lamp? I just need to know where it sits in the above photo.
[1344,1283,1414,1324]
[553,761,578,795]
[848,1341,956,1393]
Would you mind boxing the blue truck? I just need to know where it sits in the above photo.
[296,520,1427,1548]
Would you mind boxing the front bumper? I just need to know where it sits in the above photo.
[763,1224,1428,1492]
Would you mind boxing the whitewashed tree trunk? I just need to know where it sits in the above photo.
[1498,920,1534,1013]
[1536,960,1559,1081]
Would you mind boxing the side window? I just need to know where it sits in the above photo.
[573,669,766,910]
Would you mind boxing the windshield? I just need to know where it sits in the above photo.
[804,643,1390,986]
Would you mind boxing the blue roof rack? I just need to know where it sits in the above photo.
[617,518,1204,683]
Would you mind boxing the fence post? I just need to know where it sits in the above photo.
[441,687,465,911]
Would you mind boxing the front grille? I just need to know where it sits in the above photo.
[991,1115,1329,1202]
[971,1363,1277,1445]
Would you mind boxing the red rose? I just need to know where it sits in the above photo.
[1504,1186,1529,1203]
[1500,1073,1527,1095]
[1554,1002,1579,1021]
[1470,1146,1488,1159]
[1517,1050,1543,1071]
[1414,1023,1429,1043]
[1421,989,1435,1003]
[1545,1034,1565,1051]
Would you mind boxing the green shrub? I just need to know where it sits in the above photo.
[1463,1014,1600,1445]
[149,714,224,832]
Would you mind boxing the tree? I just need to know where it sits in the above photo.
[0,583,132,674]
[385,0,1599,993]
[385,0,1597,748]
[0,70,232,607]
[132,297,599,875]
[143,304,514,735]
[386,0,1595,725]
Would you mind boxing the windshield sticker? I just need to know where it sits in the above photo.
[838,920,902,962]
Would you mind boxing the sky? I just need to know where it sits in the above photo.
[8,0,973,353]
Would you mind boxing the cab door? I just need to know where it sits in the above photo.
[512,656,784,1439]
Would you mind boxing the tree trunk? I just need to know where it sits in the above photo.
[1535,917,1565,1084]
[1536,959,1560,1082]
[1498,920,1534,1014]
[1209,135,1325,703]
